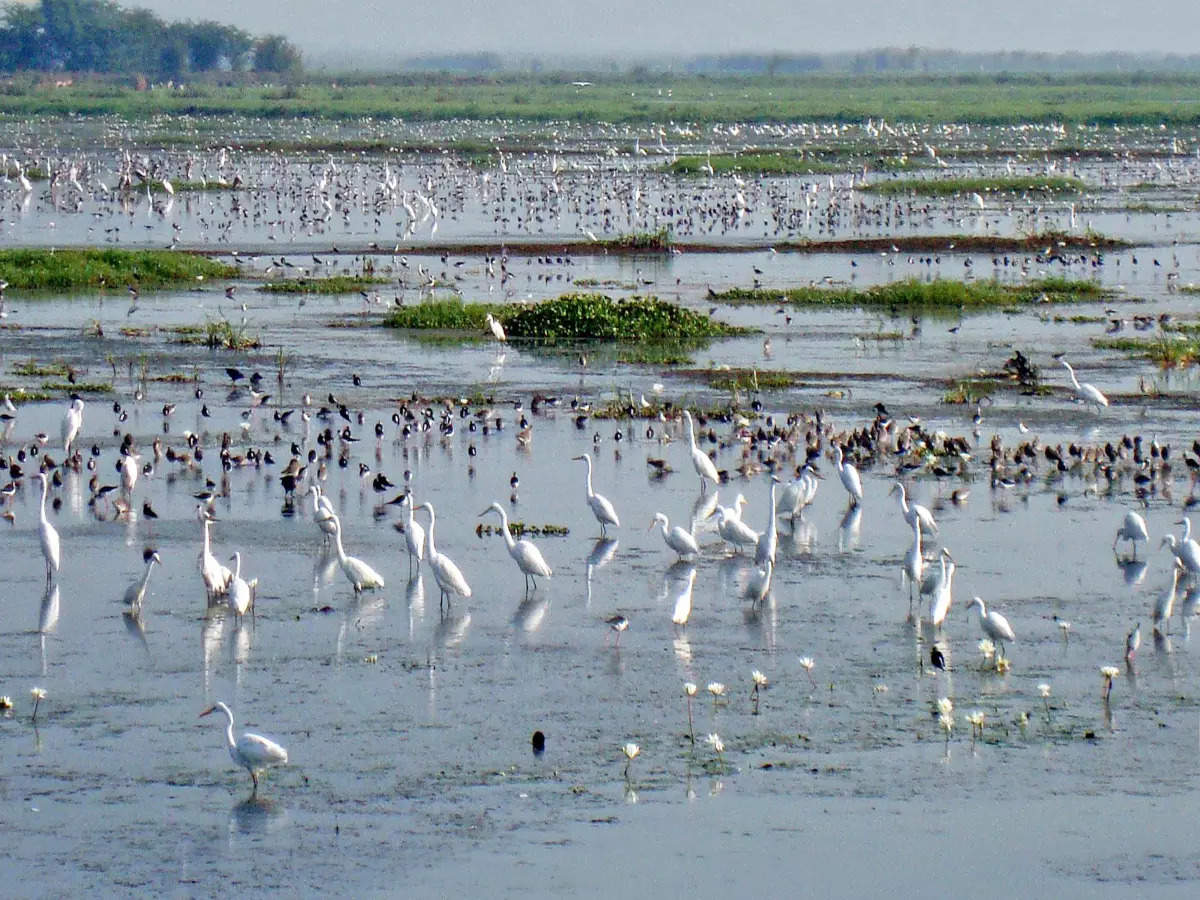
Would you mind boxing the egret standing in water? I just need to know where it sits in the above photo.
[572,453,619,536]
[1113,509,1149,557]
[123,548,161,612]
[650,512,699,559]
[329,514,385,593]
[754,479,779,567]
[199,701,288,795]
[484,313,507,342]
[33,472,59,582]
[901,518,924,614]
[61,395,84,454]
[890,481,937,534]
[681,409,720,491]
[928,548,956,629]
[1153,564,1181,635]
[419,501,472,607]
[480,502,551,592]
[1060,358,1109,410]
[398,492,424,573]
[832,445,863,508]
[198,511,231,602]
[968,596,1016,660]
[1163,519,1200,574]
[228,552,254,619]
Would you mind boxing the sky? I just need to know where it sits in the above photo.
[123,0,1198,62]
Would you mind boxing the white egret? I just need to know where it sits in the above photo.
[1153,563,1182,634]
[1060,358,1109,409]
[1163,519,1200,574]
[419,501,472,606]
[199,701,288,794]
[1113,510,1149,557]
[120,451,139,497]
[929,551,956,629]
[33,472,59,580]
[832,445,863,507]
[571,453,619,536]
[779,464,820,521]
[311,484,338,543]
[968,596,1016,659]
[754,479,779,566]
[123,548,161,611]
[480,502,552,591]
[399,492,424,572]
[681,409,720,490]
[198,512,231,600]
[228,552,253,619]
[744,560,773,606]
[711,495,759,553]
[484,313,507,342]
[670,567,697,625]
[61,396,84,454]
[890,481,937,534]
[650,512,699,559]
[329,514,385,593]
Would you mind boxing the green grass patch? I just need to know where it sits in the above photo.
[615,346,694,366]
[171,320,260,350]
[596,228,673,252]
[943,378,1002,404]
[665,152,843,176]
[12,360,70,377]
[385,293,746,341]
[0,249,236,290]
[149,372,196,383]
[862,175,1085,197]
[41,381,112,394]
[712,277,1103,311]
[684,368,802,391]
[1094,335,1200,366]
[259,276,388,294]
[0,386,51,404]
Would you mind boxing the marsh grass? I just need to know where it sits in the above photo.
[259,276,388,294]
[171,320,260,350]
[862,175,1086,196]
[712,277,1103,311]
[1094,335,1200,366]
[0,249,236,290]
[665,152,844,176]
[683,368,803,392]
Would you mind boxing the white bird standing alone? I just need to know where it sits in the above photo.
[968,596,1016,659]
[123,548,161,611]
[891,481,937,534]
[572,453,619,536]
[682,409,720,491]
[1060,358,1109,410]
[832,445,863,508]
[1113,509,1149,557]
[61,396,84,454]
[484,313,507,342]
[480,502,552,591]
[228,551,254,619]
[199,701,288,794]
[34,472,59,581]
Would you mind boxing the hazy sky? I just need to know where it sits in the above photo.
[125,1,1196,61]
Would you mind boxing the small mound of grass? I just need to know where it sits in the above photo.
[596,228,673,252]
[0,249,236,290]
[862,175,1086,197]
[259,276,388,294]
[712,277,1104,311]
[386,293,746,341]
[665,152,841,177]
[171,320,260,350]
[42,381,112,393]
[682,368,802,392]
[1094,335,1200,366]
[0,386,51,404]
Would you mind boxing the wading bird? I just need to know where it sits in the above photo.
[199,701,287,795]
[480,502,551,591]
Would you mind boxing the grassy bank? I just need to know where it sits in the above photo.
[7,74,1200,125]
[711,277,1105,310]
[665,153,845,176]
[0,249,236,290]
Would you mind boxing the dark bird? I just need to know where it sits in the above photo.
[930,645,946,671]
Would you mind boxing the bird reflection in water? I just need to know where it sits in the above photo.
[585,537,618,608]
[229,796,289,839]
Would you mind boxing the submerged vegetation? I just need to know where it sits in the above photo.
[384,293,746,341]
[712,277,1105,311]
[862,175,1086,196]
[0,249,235,290]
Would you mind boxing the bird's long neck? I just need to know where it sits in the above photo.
[425,508,437,557]
[140,559,156,592]
[768,483,777,517]
[496,510,515,550]
[1184,519,1193,543]
[219,704,236,750]
[911,520,921,552]
[583,459,594,497]
[203,521,212,555]
[232,553,242,580]
[38,479,50,523]
[896,486,909,515]
[333,522,348,563]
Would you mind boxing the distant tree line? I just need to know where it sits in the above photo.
[0,0,302,75]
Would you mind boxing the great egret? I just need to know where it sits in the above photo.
[779,464,820,521]
[480,502,551,591]
[1060,358,1109,409]
[1113,510,1149,557]
[571,453,619,536]
[228,552,253,618]
[311,485,338,543]
[1163,519,1200,574]
[890,481,937,534]
[33,472,59,580]
[123,548,161,611]
[329,514,385,593]
[744,560,773,606]
[120,452,139,498]
[650,512,699,559]
[681,410,720,490]
[399,492,424,572]
[968,596,1016,659]
[711,495,759,553]
[198,512,231,601]
[1153,563,1182,634]
[902,518,924,611]
[832,445,863,508]
[484,313,507,342]
[419,501,472,606]
[61,396,84,454]
[928,548,956,629]
[754,479,779,566]
[199,701,287,794]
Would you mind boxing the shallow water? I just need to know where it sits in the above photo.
[3,118,1200,895]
